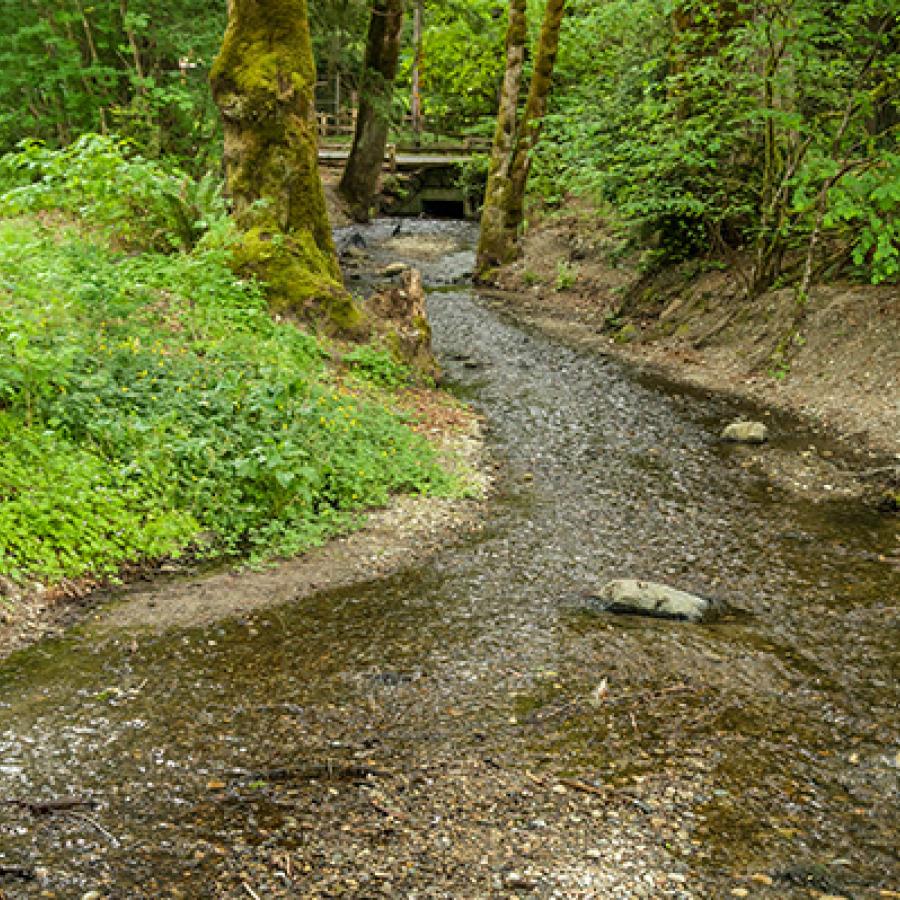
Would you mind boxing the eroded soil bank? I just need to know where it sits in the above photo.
[0,219,897,899]
[492,208,899,467]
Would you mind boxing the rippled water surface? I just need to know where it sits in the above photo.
[1,220,897,898]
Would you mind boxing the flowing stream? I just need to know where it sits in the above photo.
[1,220,897,898]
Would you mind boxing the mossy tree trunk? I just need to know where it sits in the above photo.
[338,0,404,222]
[476,0,527,276]
[505,0,566,245]
[210,0,362,333]
[476,0,565,277]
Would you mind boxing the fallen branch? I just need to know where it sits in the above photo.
[1,797,97,816]
[69,812,120,848]
[0,864,35,881]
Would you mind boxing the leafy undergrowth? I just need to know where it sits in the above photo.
[0,214,463,586]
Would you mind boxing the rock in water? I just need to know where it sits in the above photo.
[592,579,713,622]
[381,261,410,277]
[721,421,769,443]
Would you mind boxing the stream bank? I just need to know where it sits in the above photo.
[1,218,897,898]
[490,207,898,501]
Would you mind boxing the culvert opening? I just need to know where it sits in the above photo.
[421,198,466,219]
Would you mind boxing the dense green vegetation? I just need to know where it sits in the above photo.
[0,0,225,167]
[0,139,457,584]
[534,0,898,289]
[0,0,895,590]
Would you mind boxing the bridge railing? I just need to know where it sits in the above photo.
[316,110,491,154]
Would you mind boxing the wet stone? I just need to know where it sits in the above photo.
[589,579,715,623]
[721,421,769,443]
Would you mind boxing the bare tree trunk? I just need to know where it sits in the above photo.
[211,0,362,333]
[338,0,405,222]
[475,0,527,276]
[411,0,424,146]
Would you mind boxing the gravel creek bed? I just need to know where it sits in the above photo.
[0,220,897,899]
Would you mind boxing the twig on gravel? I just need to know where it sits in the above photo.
[605,683,693,707]
[273,852,293,880]
[558,778,608,798]
[856,465,900,481]
[1,796,97,815]
[242,881,261,899]
[228,763,393,783]
[0,864,35,881]
[369,796,406,820]
[69,811,120,847]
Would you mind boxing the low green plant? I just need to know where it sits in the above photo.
[823,151,900,286]
[554,260,579,291]
[0,135,228,252]
[0,412,196,582]
[343,345,412,388]
[0,216,459,583]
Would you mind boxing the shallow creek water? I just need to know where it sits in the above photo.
[0,220,897,898]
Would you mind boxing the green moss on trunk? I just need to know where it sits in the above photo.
[506,0,566,239]
[211,0,362,333]
[476,0,527,276]
[476,0,566,277]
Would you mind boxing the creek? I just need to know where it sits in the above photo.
[0,220,896,898]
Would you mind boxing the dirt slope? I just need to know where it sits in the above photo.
[492,208,899,459]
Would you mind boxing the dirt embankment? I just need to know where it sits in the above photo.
[490,207,899,468]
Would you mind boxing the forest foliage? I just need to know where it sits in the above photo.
[1,0,895,286]
[0,137,458,583]
[535,0,898,289]
[0,0,896,587]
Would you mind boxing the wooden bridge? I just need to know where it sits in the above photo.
[317,115,489,218]
[317,146,478,171]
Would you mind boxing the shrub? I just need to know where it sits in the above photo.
[0,135,228,252]
[0,218,458,582]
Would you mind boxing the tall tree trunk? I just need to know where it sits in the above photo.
[338,0,404,222]
[211,0,362,333]
[475,0,527,276]
[411,0,424,146]
[505,0,566,242]
[477,0,566,275]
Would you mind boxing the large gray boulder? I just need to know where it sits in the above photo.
[591,579,713,623]
[721,421,769,443]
